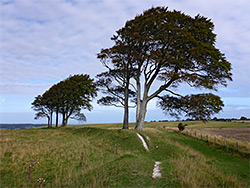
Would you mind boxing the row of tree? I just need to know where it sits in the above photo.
[32,7,232,130]
[212,116,249,122]
[31,74,97,127]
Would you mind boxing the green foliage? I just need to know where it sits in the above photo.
[158,93,224,120]
[117,6,232,89]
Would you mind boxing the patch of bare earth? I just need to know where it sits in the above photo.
[200,127,250,141]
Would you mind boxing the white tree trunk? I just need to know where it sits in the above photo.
[135,100,147,131]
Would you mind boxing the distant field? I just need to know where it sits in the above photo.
[72,120,250,130]
[0,121,249,187]
[143,120,250,129]
[200,128,249,141]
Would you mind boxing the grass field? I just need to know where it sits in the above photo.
[0,121,249,187]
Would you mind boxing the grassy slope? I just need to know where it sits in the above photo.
[0,121,249,187]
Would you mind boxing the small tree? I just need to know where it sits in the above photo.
[31,95,53,127]
[96,70,136,129]
[97,40,136,129]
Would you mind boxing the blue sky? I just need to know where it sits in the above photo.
[0,0,250,124]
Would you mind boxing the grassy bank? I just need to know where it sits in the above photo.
[0,121,249,187]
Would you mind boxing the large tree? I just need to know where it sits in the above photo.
[100,7,232,131]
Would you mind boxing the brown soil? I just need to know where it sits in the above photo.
[200,127,250,141]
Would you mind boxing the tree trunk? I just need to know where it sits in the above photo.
[49,111,53,128]
[64,117,68,127]
[62,112,66,127]
[122,92,129,129]
[47,116,50,128]
[122,109,129,129]
[56,109,59,127]
[123,75,130,129]
[135,100,147,131]
[136,78,141,127]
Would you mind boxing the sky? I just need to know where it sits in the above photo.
[0,0,250,124]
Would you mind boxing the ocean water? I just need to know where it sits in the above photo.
[0,124,47,130]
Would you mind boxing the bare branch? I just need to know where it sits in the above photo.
[128,104,137,108]
[164,89,183,97]
[130,82,137,91]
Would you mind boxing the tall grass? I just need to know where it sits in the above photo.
[0,127,152,187]
[168,141,246,187]
[1,122,249,187]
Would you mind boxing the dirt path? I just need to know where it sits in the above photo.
[199,127,250,141]
[136,133,162,179]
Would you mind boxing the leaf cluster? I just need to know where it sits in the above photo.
[157,93,224,120]
[114,6,232,91]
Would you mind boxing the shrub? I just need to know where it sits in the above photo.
[178,123,187,131]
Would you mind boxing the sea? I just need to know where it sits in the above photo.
[0,124,47,130]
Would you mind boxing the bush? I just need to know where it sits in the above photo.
[240,116,247,120]
[178,123,187,131]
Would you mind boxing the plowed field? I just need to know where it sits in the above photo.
[200,127,250,141]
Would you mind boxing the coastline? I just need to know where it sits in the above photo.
[0,124,47,130]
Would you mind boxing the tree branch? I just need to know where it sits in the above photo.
[104,85,124,101]
[110,104,124,108]
[147,76,177,101]
[164,89,183,97]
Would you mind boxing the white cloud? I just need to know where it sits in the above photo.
[0,0,250,121]
[0,83,53,96]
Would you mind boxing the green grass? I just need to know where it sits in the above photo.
[165,131,250,182]
[0,121,249,187]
